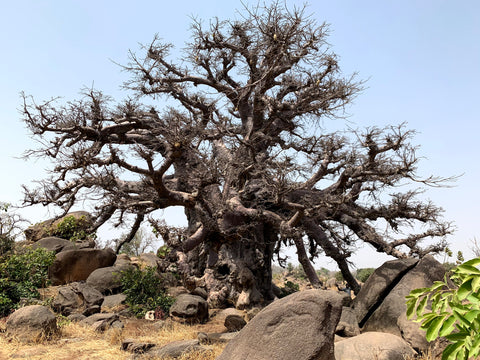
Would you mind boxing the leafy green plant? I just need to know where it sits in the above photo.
[0,247,55,317]
[406,257,480,360]
[355,268,375,283]
[278,280,300,298]
[56,314,71,328]
[119,266,174,318]
[50,215,94,241]
[0,235,14,257]
[156,244,171,259]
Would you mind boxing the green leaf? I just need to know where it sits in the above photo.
[440,298,450,313]
[463,258,480,268]
[457,265,480,275]
[408,287,430,296]
[450,302,470,314]
[439,315,456,337]
[442,341,465,360]
[457,278,473,301]
[426,314,447,342]
[430,280,447,291]
[431,292,442,313]
[469,335,480,357]
[472,275,480,292]
[419,313,438,328]
[467,292,480,305]
[464,309,480,323]
[406,297,418,319]
[416,296,428,317]
[446,331,470,342]
[453,310,471,327]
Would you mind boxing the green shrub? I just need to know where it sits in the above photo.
[0,247,55,317]
[50,215,94,241]
[278,280,300,298]
[406,257,480,360]
[119,266,174,318]
[0,289,15,317]
[156,244,171,259]
[284,280,300,292]
[355,268,375,283]
[0,235,14,257]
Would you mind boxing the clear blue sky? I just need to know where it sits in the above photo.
[1,0,479,269]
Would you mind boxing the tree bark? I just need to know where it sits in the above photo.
[183,223,276,309]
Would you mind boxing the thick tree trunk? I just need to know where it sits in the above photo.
[183,223,276,309]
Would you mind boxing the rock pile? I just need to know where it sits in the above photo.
[4,214,448,358]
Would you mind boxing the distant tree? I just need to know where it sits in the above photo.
[471,237,480,258]
[21,3,452,307]
[117,226,158,256]
[0,202,27,256]
[355,268,375,283]
[316,267,331,278]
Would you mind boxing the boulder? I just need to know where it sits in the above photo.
[121,338,156,354]
[79,313,121,332]
[170,294,209,324]
[191,287,208,300]
[144,339,206,359]
[31,237,72,253]
[114,253,131,266]
[67,313,86,322]
[336,307,360,337]
[32,237,95,253]
[334,332,416,360]
[224,314,247,332]
[86,263,132,295]
[24,211,93,242]
[101,293,127,311]
[52,282,104,316]
[198,331,238,345]
[49,248,116,285]
[6,305,58,342]
[217,289,343,360]
[353,258,418,325]
[133,253,161,270]
[361,255,445,351]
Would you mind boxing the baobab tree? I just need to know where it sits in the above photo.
[21,3,452,308]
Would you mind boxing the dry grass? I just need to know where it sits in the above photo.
[0,316,227,360]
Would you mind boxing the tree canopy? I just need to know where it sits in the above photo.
[21,3,452,304]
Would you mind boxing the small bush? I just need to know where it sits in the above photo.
[50,215,94,241]
[119,266,174,318]
[278,280,300,298]
[156,244,171,259]
[355,268,375,283]
[0,235,14,257]
[0,247,55,317]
